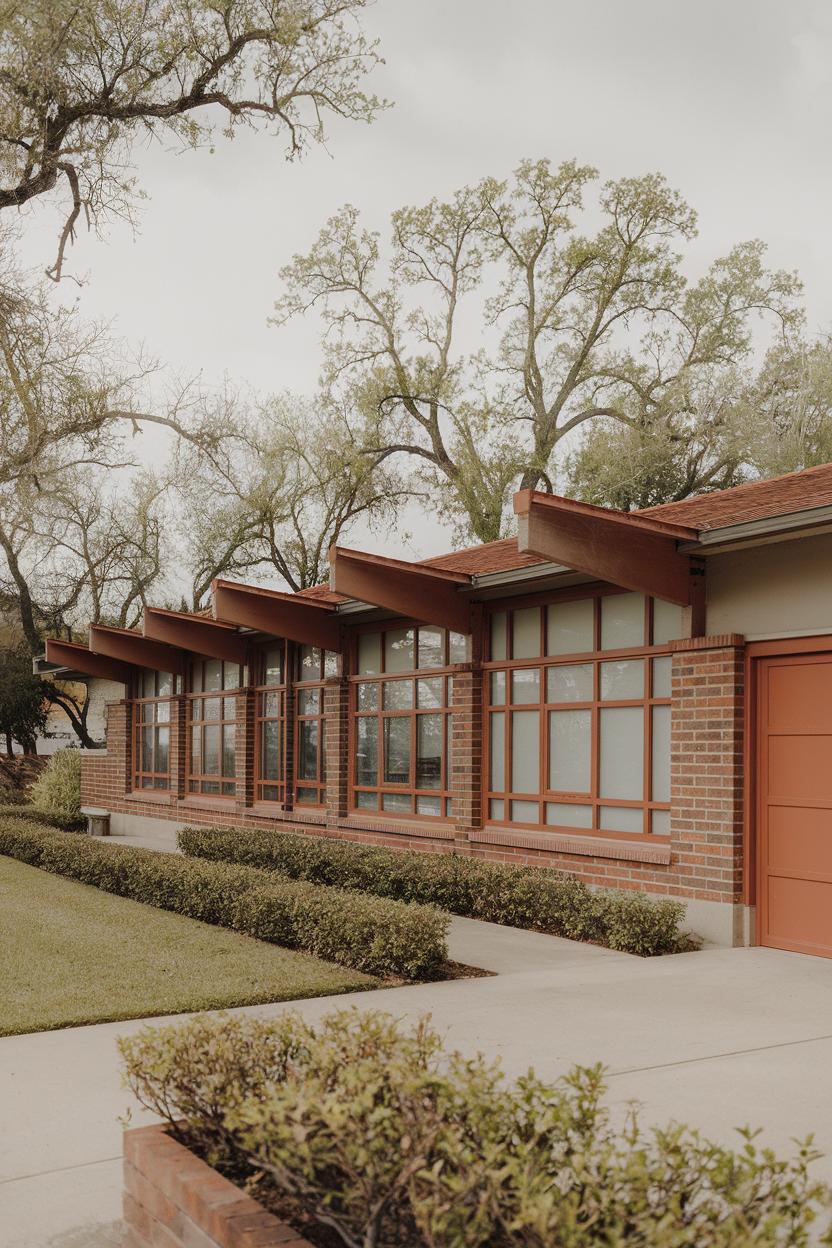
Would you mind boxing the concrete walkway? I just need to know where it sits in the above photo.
[4,919,832,1246]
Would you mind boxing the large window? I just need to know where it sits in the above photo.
[486,592,680,838]
[351,624,468,818]
[132,669,172,790]
[187,658,241,797]
[254,644,287,804]
[294,645,337,806]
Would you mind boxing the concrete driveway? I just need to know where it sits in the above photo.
[3,919,832,1246]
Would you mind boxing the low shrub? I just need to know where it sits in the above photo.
[28,749,82,818]
[121,1009,830,1248]
[0,819,447,979]
[179,825,689,956]
[0,803,85,832]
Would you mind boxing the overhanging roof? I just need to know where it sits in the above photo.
[143,606,247,665]
[513,490,701,607]
[329,545,473,634]
[89,624,184,674]
[43,639,131,685]
[212,579,341,651]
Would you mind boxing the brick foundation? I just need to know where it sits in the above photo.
[123,1123,312,1248]
[83,634,748,930]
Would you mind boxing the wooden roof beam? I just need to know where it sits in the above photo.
[212,580,342,652]
[143,607,247,665]
[329,546,473,634]
[89,624,184,674]
[44,638,130,685]
[513,490,701,607]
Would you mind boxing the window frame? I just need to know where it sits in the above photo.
[348,621,464,820]
[186,657,241,799]
[131,669,173,792]
[293,645,336,808]
[484,586,676,841]
[253,641,289,806]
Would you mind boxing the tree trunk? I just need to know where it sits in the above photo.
[5,731,13,756]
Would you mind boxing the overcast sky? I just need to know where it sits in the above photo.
[16,0,832,562]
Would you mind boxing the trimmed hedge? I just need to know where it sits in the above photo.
[0,803,85,833]
[0,819,448,979]
[122,1009,829,1248]
[179,825,689,956]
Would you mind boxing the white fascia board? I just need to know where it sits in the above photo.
[679,504,832,551]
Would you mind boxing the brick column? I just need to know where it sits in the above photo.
[324,676,349,824]
[670,634,745,904]
[168,694,187,802]
[80,698,131,808]
[450,666,482,845]
[235,687,256,811]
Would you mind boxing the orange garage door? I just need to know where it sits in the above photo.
[758,651,832,956]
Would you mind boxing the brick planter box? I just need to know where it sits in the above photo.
[123,1122,313,1248]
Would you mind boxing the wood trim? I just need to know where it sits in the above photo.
[212,579,341,651]
[89,624,184,675]
[330,545,473,634]
[44,638,130,684]
[143,607,247,665]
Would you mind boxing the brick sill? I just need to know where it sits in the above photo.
[126,790,173,806]
[249,803,327,824]
[337,815,456,842]
[473,826,672,864]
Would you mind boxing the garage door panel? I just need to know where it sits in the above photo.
[767,736,832,802]
[767,805,832,877]
[766,877,832,952]
[767,661,832,731]
[759,650,832,958]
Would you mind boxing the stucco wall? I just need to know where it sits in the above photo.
[706,530,832,638]
[42,677,124,753]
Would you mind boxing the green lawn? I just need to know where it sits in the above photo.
[0,856,377,1036]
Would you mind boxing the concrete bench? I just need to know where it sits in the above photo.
[80,806,111,837]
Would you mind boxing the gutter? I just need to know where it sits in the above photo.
[678,502,832,551]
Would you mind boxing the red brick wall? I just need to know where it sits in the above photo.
[83,635,747,906]
[124,1123,312,1248]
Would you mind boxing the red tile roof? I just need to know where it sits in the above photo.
[638,462,832,530]
[286,462,832,604]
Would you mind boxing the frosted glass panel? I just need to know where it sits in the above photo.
[358,633,381,674]
[549,709,591,793]
[417,626,444,669]
[600,806,644,833]
[512,607,541,658]
[653,598,684,644]
[449,632,469,663]
[651,704,671,803]
[511,710,539,793]
[490,671,506,704]
[383,680,413,710]
[651,808,671,836]
[490,711,505,790]
[546,802,593,829]
[511,800,539,822]
[600,659,644,700]
[491,612,507,660]
[600,706,644,799]
[547,663,593,703]
[652,655,672,698]
[547,598,594,655]
[385,628,415,673]
[356,791,378,810]
[511,667,540,704]
[601,593,645,650]
[489,798,505,821]
[382,793,412,813]
[417,795,442,816]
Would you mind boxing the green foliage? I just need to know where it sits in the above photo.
[276,160,804,541]
[0,646,48,753]
[0,802,84,832]
[0,819,447,979]
[121,1009,831,1248]
[28,750,82,818]
[179,825,689,956]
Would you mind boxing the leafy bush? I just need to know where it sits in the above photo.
[179,825,689,956]
[28,749,82,818]
[121,1009,830,1248]
[0,819,447,979]
[0,803,85,832]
